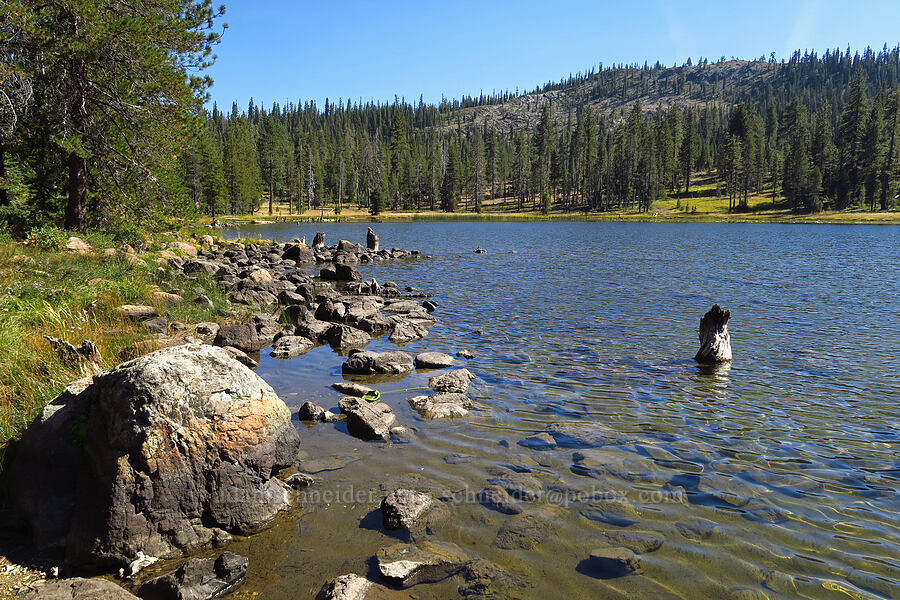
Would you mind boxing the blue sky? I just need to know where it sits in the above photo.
[205,0,900,111]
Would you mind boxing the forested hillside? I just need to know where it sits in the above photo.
[195,46,900,218]
[3,9,900,234]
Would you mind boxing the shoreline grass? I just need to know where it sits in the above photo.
[0,233,231,460]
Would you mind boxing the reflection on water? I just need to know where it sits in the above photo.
[222,222,900,599]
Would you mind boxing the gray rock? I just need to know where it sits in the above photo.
[338,397,396,441]
[455,349,476,359]
[587,547,641,577]
[7,345,299,567]
[195,322,220,338]
[22,578,139,599]
[428,369,476,393]
[421,299,438,313]
[376,541,468,587]
[143,316,169,334]
[325,324,370,349]
[389,320,428,343]
[193,294,215,308]
[116,305,159,321]
[342,350,414,375]
[517,432,557,450]
[213,323,260,353]
[330,381,374,397]
[298,401,335,422]
[414,352,455,369]
[285,472,316,489]
[381,489,433,530]
[485,468,544,501]
[407,393,472,419]
[221,346,258,369]
[571,448,666,483]
[315,574,371,600]
[294,317,332,342]
[137,552,248,600]
[270,335,315,359]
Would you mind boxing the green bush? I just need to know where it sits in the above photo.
[26,224,68,250]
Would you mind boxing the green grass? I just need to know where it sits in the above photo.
[0,236,230,461]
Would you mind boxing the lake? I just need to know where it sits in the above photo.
[221,221,900,599]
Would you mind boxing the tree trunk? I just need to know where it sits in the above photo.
[65,53,88,232]
[695,304,732,364]
[65,151,88,232]
[0,143,7,206]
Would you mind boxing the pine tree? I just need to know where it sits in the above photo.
[836,66,869,208]
[3,0,223,231]
[440,141,460,212]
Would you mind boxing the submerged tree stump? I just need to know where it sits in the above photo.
[367,227,379,251]
[695,304,732,364]
[312,231,325,249]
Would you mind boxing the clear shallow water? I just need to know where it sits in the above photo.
[220,222,900,599]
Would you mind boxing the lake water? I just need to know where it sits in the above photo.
[220,221,900,599]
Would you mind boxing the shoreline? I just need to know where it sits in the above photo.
[217,210,900,226]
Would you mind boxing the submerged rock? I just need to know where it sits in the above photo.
[517,432,557,451]
[22,578,138,599]
[477,485,523,515]
[494,511,552,550]
[381,489,433,530]
[7,344,300,567]
[586,547,641,578]
[137,552,248,600]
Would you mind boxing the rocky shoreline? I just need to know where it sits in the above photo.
[2,230,491,599]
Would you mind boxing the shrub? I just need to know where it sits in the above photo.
[26,224,68,250]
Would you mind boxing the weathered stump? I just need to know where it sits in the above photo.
[695,304,732,363]
[367,227,379,251]
[312,231,325,249]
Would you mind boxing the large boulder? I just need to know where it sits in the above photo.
[5,344,300,567]
[137,552,248,600]
[414,352,455,369]
[341,350,414,375]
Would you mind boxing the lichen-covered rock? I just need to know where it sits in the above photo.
[6,344,300,567]
[137,552,248,600]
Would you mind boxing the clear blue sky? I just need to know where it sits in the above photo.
[205,0,900,111]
